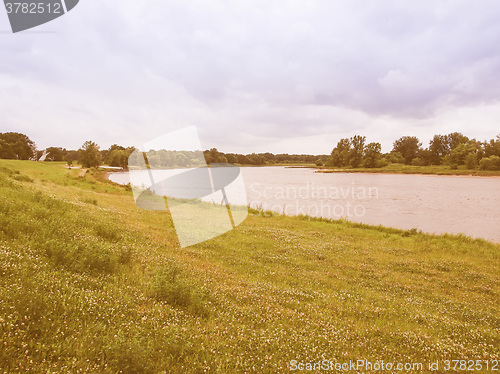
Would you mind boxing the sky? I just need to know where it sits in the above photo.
[1,0,500,154]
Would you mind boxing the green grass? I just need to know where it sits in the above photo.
[318,163,500,176]
[0,160,499,373]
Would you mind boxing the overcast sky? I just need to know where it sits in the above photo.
[1,0,500,154]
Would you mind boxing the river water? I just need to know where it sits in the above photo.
[109,167,500,243]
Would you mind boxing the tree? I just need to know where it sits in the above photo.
[104,144,135,168]
[429,134,449,165]
[446,132,469,151]
[385,151,405,164]
[392,136,422,164]
[363,142,381,168]
[417,149,433,166]
[247,153,266,165]
[0,132,36,160]
[465,153,478,169]
[329,138,351,167]
[45,147,65,161]
[348,135,366,168]
[479,155,500,170]
[79,141,101,168]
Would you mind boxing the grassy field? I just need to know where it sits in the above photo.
[317,163,500,176]
[0,160,498,373]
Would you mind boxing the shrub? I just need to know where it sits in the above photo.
[479,155,500,170]
[411,157,424,166]
[377,158,389,167]
[151,265,209,317]
[386,152,405,164]
[11,173,34,182]
[315,159,323,167]
[465,153,478,169]
[42,239,116,274]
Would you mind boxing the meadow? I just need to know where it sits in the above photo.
[0,160,498,373]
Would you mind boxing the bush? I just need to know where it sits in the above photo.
[377,158,389,167]
[315,159,323,167]
[386,152,405,164]
[411,157,424,166]
[479,155,500,170]
[11,173,34,183]
[151,265,209,317]
[465,153,478,169]
[42,239,116,274]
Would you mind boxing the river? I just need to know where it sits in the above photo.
[109,167,500,243]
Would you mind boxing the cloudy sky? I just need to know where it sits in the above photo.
[1,0,500,154]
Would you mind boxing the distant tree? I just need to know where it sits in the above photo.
[363,142,381,168]
[79,141,101,168]
[65,150,80,163]
[446,132,469,151]
[45,147,65,161]
[204,148,221,164]
[411,157,424,166]
[329,138,351,167]
[429,134,449,165]
[484,137,500,158]
[479,155,500,170]
[236,154,250,164]
[417,149,432,166]
[104,144,135,168]
[247,153,266,165]
[385,151,405,164]
[465,153,478,169]
[392,136,422,164]
[348,135,366,168]
[0,132,36,160]
[225,154,238,164]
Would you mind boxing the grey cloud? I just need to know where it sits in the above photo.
[1,0,500,152]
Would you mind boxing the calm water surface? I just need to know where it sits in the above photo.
[110,167,500,243]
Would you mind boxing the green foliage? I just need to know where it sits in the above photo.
[363,142,381,168]
[329,138,351,167]
[103,144,136,168]
[377,157,389,167]
[479,155,500,170]
[386,151,405,164]
[45,147,65,161]
[392,136,422,164]
[465,153,478,169]
[348,135,366,167]
[0,132,35,160]
[79,140,102,168]
[410,157,424,166]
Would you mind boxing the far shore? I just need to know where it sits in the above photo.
[98,163,500,178]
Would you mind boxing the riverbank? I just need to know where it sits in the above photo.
[1,160,499,372]
[316,164,500,176]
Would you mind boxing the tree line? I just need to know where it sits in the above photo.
[1,131,499,170]
[328,133,500,170]
[0,132,329,168]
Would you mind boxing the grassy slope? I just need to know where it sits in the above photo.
[0,160,498,373]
